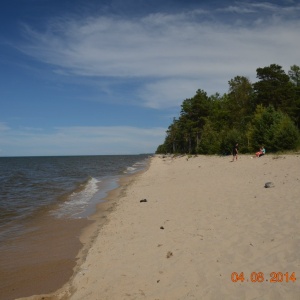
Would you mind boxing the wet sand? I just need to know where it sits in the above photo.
[1,169,143,300]
[0,170,142,300]
[0,214,90,300]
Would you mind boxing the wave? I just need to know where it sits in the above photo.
[51,177,100,218]
[123,166,137,173]
[123,158,149,174]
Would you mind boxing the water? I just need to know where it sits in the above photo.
[0,155,150,299]
[0,155,149,238]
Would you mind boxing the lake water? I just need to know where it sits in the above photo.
[0,155,150,300]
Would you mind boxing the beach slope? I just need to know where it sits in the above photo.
[22,154,300,300]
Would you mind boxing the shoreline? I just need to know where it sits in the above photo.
[18,154,300,299]
[64,164,151,298]
[15,158,150,300]
[0,158,150,300]
[0,211,91,300]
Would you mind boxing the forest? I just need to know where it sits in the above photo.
[156,64,300,155]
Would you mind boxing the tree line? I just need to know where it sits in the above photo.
[156,64,300,155]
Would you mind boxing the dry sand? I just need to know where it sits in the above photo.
[20,154,300,300]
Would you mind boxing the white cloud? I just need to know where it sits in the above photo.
[138,79,202,109]
[217,5,256,13]
[17,3,300,108]
[0,125,166,156]
[219,2,300,15]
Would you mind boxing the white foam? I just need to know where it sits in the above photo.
[123,166,137,174]
[127,167,137,171]
[52,177,100,218]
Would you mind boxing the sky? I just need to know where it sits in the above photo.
[0,0,299,156]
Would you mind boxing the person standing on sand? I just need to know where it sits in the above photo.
[232,143,238,161]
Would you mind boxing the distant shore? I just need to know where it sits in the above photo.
[20,154,300,300]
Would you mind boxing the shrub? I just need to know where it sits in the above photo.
[248,105,300,152]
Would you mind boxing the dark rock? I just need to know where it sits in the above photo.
[140,199,147,202]
[264,182,275,188]
[166,251,173,258]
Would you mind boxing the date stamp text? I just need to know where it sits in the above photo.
[231,272,296,283]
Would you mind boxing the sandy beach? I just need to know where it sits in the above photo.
[20,154,300,300]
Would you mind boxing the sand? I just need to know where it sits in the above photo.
[19,154,300,300]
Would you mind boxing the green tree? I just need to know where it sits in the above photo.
[288,65,300,128]
[220,128,245,155]
[288,65,300,87]
[157,63,300,155]
[196,119,221,154]
[178,116,195,154]
[273,115,300,151]
[227,76,255,129]
[156,144,167,154]
[248,105,299,152]
[164,118,181,153]
[209,93,231,132]
[179,89,212,153]
[253,64,296,116]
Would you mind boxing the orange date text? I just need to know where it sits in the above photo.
[231,272,296,283]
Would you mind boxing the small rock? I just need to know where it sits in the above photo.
[166,251,173,258]
[140,199,147,202]
[160,226,164,230]
[264,182,275,188]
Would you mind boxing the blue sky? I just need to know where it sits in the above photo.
[1,0,299,156]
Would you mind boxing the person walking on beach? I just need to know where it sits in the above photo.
[232,143,238,161]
